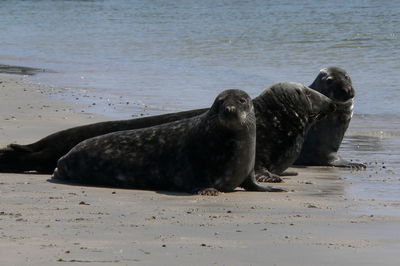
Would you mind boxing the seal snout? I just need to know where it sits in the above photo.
[334,86,354,102]
[314,98,336,120]
[328,101,337,113]
[220,104,242,125]
[223,105,237,117]
[305,87,337,121]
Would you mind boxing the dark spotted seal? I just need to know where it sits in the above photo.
[251,82,336,182]
[52,89,282,195]
[0,109,206,174]
[294,67,366,169]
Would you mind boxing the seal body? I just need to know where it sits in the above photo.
[252,82,336,182]
[294,67,366,168]
[0,109,206,173]
[52,90,281,194]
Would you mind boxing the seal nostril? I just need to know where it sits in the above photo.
[331,103,337,112]
[225,106,236,113]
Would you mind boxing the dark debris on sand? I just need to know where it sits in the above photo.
[0,64,49,75]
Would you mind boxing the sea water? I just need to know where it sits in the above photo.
[0,0,399,213]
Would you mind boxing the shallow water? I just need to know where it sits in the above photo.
[1,0,399,116]
[342,115,400,215]
[0,0,399,213]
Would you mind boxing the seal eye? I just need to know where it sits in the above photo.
[217,99,225,106]
[239,98,247,104]
[326,77,333,85]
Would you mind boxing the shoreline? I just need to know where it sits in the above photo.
[0,73,107,145]
[1,73,400,265]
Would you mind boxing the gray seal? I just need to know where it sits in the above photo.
[0,109,205,173]
[294,67,366,169]
[52,89,283,195]
[251,82,336,182]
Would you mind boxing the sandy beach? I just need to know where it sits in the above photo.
[1,73,400,266]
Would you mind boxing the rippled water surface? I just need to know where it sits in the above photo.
[0,0,399,116]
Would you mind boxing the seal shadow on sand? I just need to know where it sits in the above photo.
[47,178,247,196]
[289,165,346,197]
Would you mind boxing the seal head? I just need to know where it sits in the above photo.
[311,67,355,102]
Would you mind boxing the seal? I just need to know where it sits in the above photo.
[0,108,206,174]
[294,67,366,169]
[52,89,283,195]
[251,82,336,182]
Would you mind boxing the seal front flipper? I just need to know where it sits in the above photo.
[329,157,366,169]
[280,170,298,176]
[195,188,221,196]
[345,162,367,169]
[255,168,282,183]
[241,173,286,192]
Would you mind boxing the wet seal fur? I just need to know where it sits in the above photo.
[52,89,283,195]
[294,67,366,169]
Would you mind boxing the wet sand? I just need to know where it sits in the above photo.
[1,73,400,266]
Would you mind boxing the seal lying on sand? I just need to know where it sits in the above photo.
[52,89,282,195]
[0,82,335,183]
[0,109,206,174]
[294,67,366,169]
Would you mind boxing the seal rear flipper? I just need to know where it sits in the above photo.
[255,168,283,183]
[8,143,35,153]
[0,145,35,173]
[241,174,286,192]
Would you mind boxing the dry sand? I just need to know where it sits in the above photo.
[1,73,399,266]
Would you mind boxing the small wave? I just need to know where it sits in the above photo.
[329,44,376,49]
[341,37,374,42]
[347,131,400,137]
